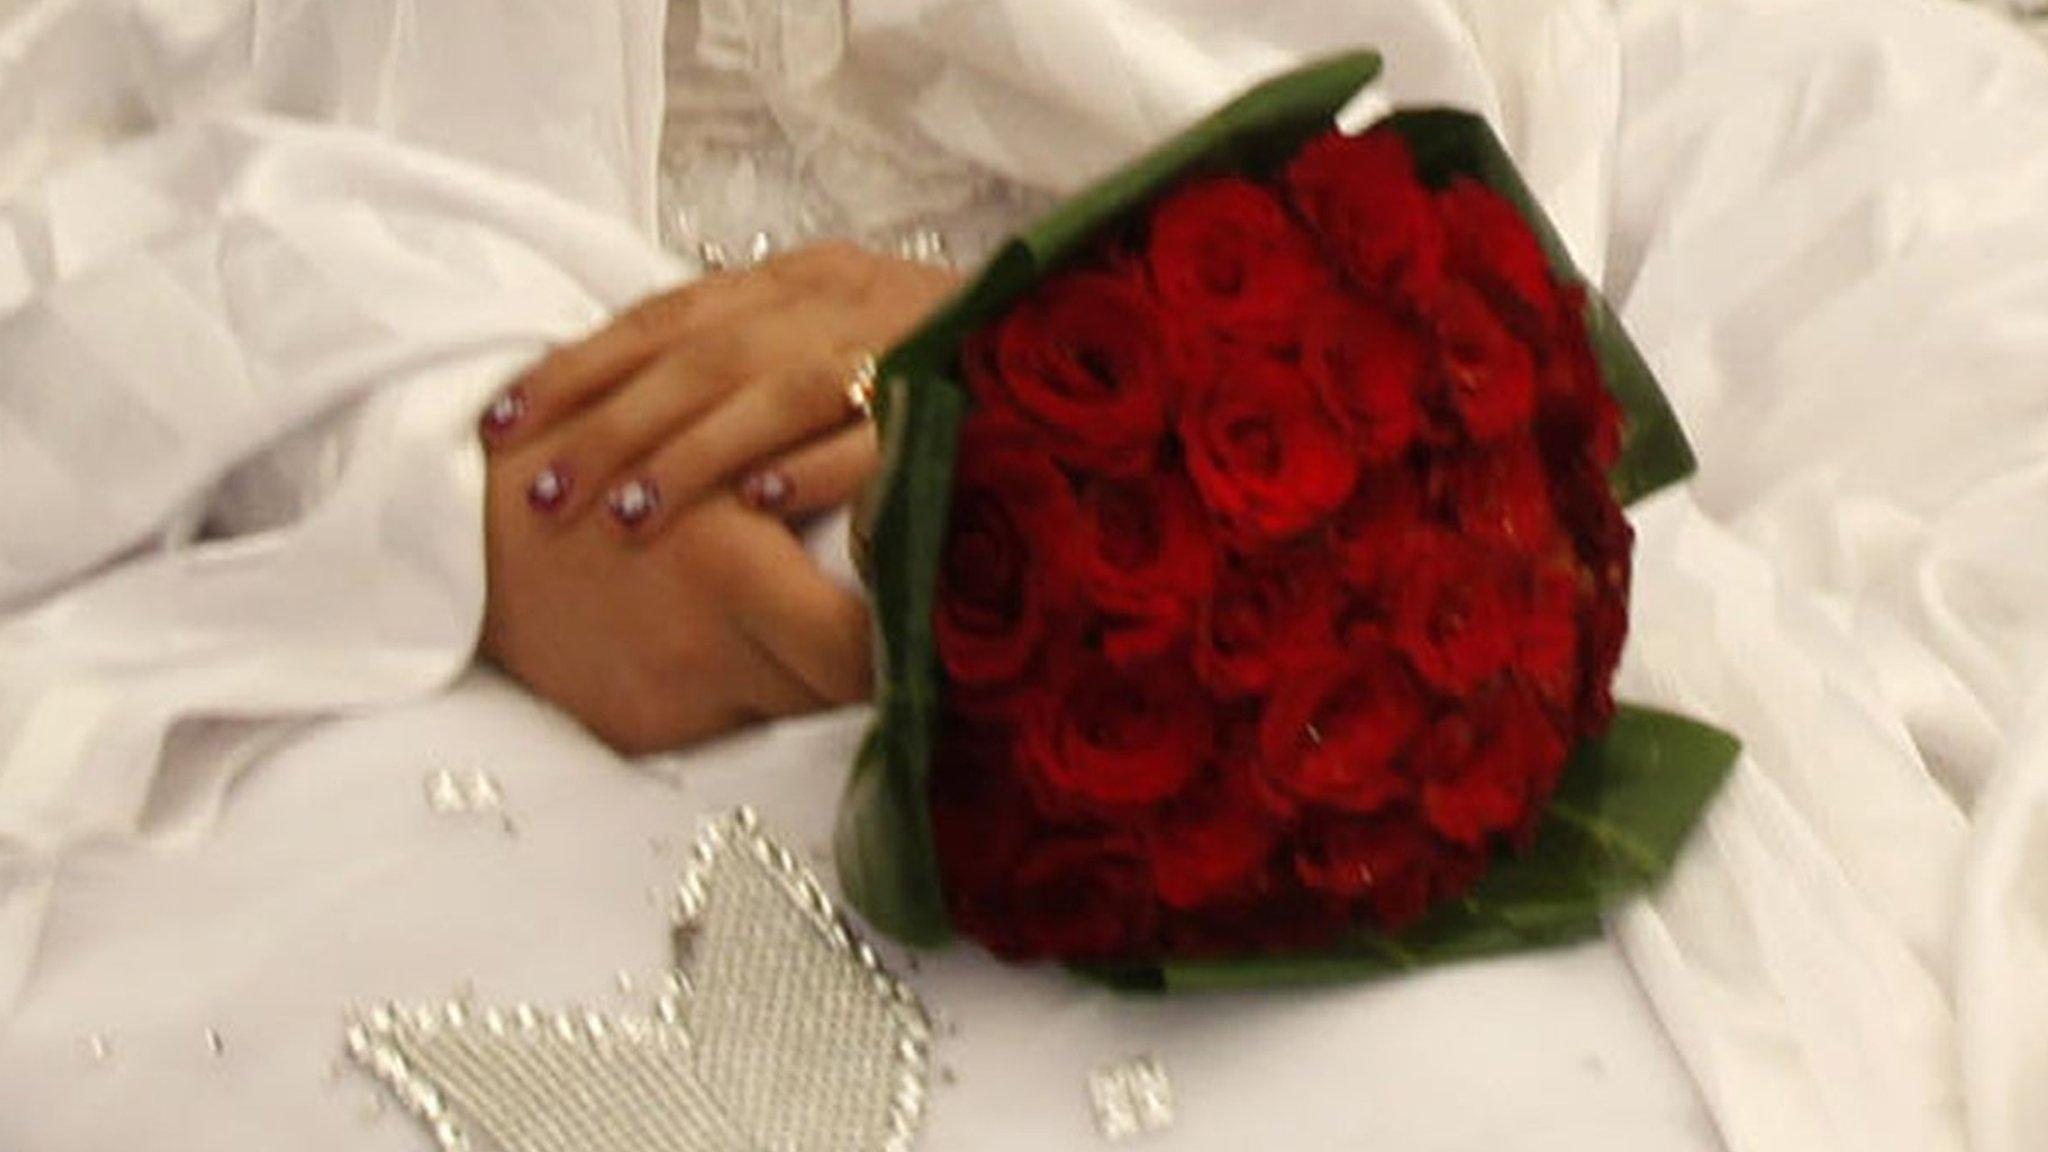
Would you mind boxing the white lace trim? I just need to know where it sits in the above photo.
[657,0,1048,269]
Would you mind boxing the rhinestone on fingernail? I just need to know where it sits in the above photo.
[741,470,792,511]
[609,480,659,527]
[479,388,527,438]
[527,465,571,513]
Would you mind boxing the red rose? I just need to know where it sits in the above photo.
[1570,485,1633,734]
[930,119,1646,963]
[982,269,1177,475]
[1021,656,1211,810]
[1418,682,1568,847]
[1535,286,1623,473]
[1144,768,1280,911]
[1146,177,1329,350]
[1076,472,1217,665]
[998,835,1156,960]
[1162,880,1351,958]
[1179,348,1359,544]
[1291,815,1480,933]
[1331,465,1429,595]
[1195,558,1340,698]
[1437,177,1560,338]
[1284,126,1445,294]
[1439,439,1560,550]
[929,727,1037,940]
[1300,295,1426,463]
[1259,653,1427,813]
[1389,530,1519,694]
[1427,282,1537,443]
[1516,563,1584,718]
[1328,592,1394,658]
[935,434,1080,694]
[1579,590,1626,734]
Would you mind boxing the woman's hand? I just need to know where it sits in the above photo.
[480,478,870,754]
[476,243,959,754]
[478,242,959,533]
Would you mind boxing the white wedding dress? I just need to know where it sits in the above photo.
[2,2,2047,1150]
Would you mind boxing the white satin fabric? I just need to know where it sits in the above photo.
[0,2,2045,1151]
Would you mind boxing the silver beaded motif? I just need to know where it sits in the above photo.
[346,809,930,1152]
[670,810,931,1152]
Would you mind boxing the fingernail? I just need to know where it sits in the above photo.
[480,386,528,440]
[608,478,660,528]
[527,463,571,513]
[740,469,792,511]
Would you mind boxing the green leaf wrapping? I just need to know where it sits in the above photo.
[834,51,1735,975]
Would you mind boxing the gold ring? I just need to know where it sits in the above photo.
[845,351,879,421]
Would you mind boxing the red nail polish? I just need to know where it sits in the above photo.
[741,470,792,511]
[480,386,528,439]
[527,463,571,512]
[608,479,659,527]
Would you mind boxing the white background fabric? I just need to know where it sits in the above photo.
[0,1,2044,1150]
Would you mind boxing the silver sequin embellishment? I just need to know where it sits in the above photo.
[1088,1054,1176,1142]
[346,809,931,1152]
[424,768,508,819]
[896,229,952,267]
[424,769,468,814]
[463,770,503,812]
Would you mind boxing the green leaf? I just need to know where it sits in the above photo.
[1382,109,1697,505]
[834,372,968,945]
[1095,707,1739,993]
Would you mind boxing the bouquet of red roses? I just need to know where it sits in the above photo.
[838,54,1737,987]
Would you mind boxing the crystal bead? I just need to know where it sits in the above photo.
[1088,1054,1177,1142]
[424,769,467,815]
[463,770,503,811]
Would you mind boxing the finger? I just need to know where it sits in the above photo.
[738,422,880,519]
[722,526,874,707]
[600,350,865,537]
[511,339,748,523]
[478,271,783,450]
